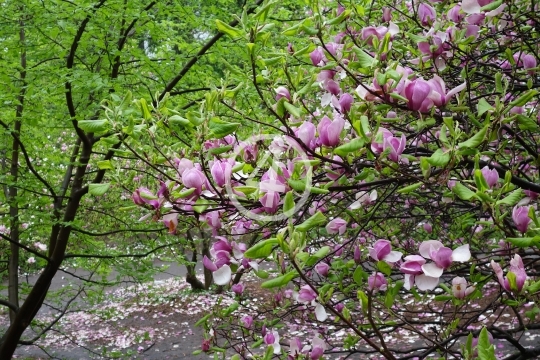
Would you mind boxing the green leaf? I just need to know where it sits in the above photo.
[496,188,523,206]
[353,266,366,285]
[452,182,476,200]
[78,119,109,133]
[193,198,209,214]
[526,281,540,294]
[194,314,211,326]
[506,236,540,248]
[397,182,423,194]
[168,115,192,128]
[186,111,204,126]
[434,295,453,301]
[283,102,302,118]
[352,47,378,68]
[477,327,497,360]
[357,291,368,314]
[97,160,113,170]
[295,211,326,232]
[233,186,257,195]
[334,138,364,157]
[457,125,488,149]
[215,19,243,38]
[244,238,278,259]
[283,191,295,217]
[508,89,538,108]
[516,115,539,131]
[477,98,493,117]
[376,261,392,276]
[208,145,233,155]
[88,183,110,196]
[426,149,450,167]
[261,271,297,289]
[209,118,240,138]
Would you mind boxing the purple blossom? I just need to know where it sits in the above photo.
[418,3,436,26]
[232,283,245,295]
[481,166,499,188]
[512,206,531,233]
[368,272,388,292]
[325,218,347,235]
[452,277,475,299]
[297,285,317,303]
[369,239,402,263]
[317,116,344,147]
[491,254,527,293]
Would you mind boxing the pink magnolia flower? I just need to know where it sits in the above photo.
[162,212,178,234]
[369,239,402,263]
[275,86,291,101]
[414,240,471,290]
[317,116,344,147]
[27,257,36,264]
[264,330,281,354]
[298,285,317,303]
[368,272,388,292]
[427,75,467,107]
[404,79,433,111]
[310,47,326,66]
[241,315,253,328]
[491,254,527,293]
[418,3,436,26]
[349,190,377,209]
[371,127,393,154]
[481,166,499,188]
[132,187,160,209]
[182,167,207,195]
[231,283,245,295]
[447,4,464,22]
[452,276,475,299]
[34,242,47,252]
[512,206,531,233]
[315,263,330,277]
[296,121,317,149]
[326,218,347,235]
[383,133,406,162]
[310,336,326,359]
[338,93,354,113]
[210,159,232,187]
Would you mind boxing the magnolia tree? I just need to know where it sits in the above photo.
[129,0,540,358]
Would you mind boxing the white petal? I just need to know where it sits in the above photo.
[486,3,506,17]
[272,343,281,355]
[388,22,399,36]
[213,265,232,285]
[384,251,403,263]
[403,274,413,290]
[418,240,443,259]
[315,303,328,322]
[248,261,259,271]
[349,200,361,210]
[462,0,481,14]
[421,263,444,278]
[451,244,471,262]
[415,274,440,291]
[138,213,152,222]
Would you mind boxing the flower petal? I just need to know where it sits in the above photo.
[384,251,403,263]
[421,263,444,278]
[419,240,443,259]
[315,303,328,322]
[213,264,232,285]
[415,274,440,291]
[462,0,481,14]
[451,244,471,262]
